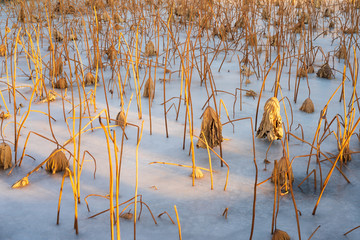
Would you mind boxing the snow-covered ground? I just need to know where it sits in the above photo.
[0,1,360,239]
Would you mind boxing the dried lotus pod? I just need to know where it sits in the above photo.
[12,177,29,188]
[145,41,156,57]
[54,77,68,89]
[299,98,314,113]
[297,67,307,78]
[272,229,290,240]
[0,142,12,170]
[271,157,294,193]
[316,63,333,79]
[0,44,6,57]
[50,58,63,77]
[84,72,96,85]
[143,77,154,99]
[190,168,204,179]
[256,97,283,141]
[115,111,126,128]
[196,106,222,149]
[45,149,69,174]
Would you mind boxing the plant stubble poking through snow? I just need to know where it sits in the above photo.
[196,106,222,149]
[0,142,12,170]
[256,97,283,141]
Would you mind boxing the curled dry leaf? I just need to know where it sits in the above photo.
[12,177,29,189]
[18,5,26,23]
[335,45,347,59]
[0,142,12,170]
[271,157,294,193]
[299,98,314,113]
[145,41,156,57]
[105,45,117,62]
[115,111,126,128]
[45,149,69,174]
[143,77,154,99]
[241,65,253,77]
[190,168,204,179]
[316,63,333,79]
[245,90,257,98]
[272,229,290,240]
[102,11,110,22]
[113,13,124,24]
[114,24,124,31]
[0,44,6,57]
[84,72,96,85]
[256,97,283,141]
[196,106,222,149]
[53,29,63,42]
[54,77,68,89]
[50,58,63,77]
[120,212,133,220]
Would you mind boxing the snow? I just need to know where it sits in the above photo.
[0,1,360,240]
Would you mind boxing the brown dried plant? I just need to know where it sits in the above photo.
[316,63,333,79]
[0,142,12,170]
[271,157,294,194]
[45,149,69,174]
[84,72,96,85]
[299,98,315,113]
[196,106,222,149]
[143,77,154,99]
[272,229,290,240]
[145,41,156,57]
[0,44,6,57]
[54,77,68,89]
[256,97,283,141]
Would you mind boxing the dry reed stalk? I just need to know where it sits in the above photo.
[299,98,314,113]
[174,205,182,240]
[196,106,222,149]
[134,121,144,240]
[158,211,175,224]
[0,142,12,170]
[256,97,283,141]
[45,149,69,174]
